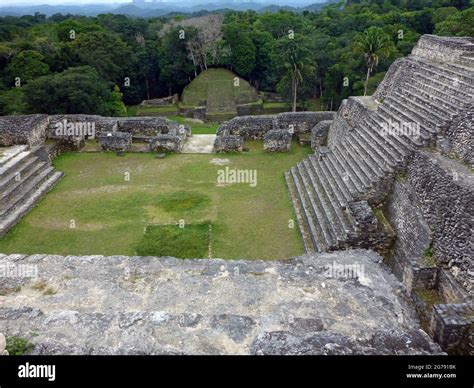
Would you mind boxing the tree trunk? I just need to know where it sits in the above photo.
[364,66,371,96]
[145,79,150,100]
[293,77,298,112]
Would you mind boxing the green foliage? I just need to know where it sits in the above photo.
[23,66,124,116]
[0,2,470,114]
[6,336,34,356]
[5,50,50,85]
[353,27,395,95]
[435,7,474,36]
[0,88,27,115]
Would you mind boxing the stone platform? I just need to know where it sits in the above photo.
[0,250,443,355]
[182,135,216,154]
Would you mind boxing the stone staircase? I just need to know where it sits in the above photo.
[0,251,444,355]
[287,52,474,253]
[0,145,63,237]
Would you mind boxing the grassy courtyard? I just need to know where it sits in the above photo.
[0,141,311,259]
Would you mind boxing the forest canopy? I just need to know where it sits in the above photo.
[0,0,472,115]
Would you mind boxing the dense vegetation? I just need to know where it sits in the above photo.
[0,0,471,115]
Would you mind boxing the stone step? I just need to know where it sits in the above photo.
[284,171,314,253]
[0,151,32,180]
[309,154,351,204]
[0,166,56,218]
[401,81,467,112]
[344,132,387,179]
[377,105,432,145]
[0,171,63,237]
[459,56,474,68]
[411,71,473,102]
[352,125,400,170]
[289,167,324,252]
[0,155,38,191]
[1,160,47,205]
[365,111,422,150]
[0,145,29,166]
[302,159,349,241]
[327,150,364,197]
[296,163,337,249]
[393,85,461,121]
[334,143,372,190]
[442,60,474,77]
[317,154,354,203]
[305,157,353,236]
[390,91,451,124]
[358,121,407,165]
[409,57,473,89]
[379,99,438,136]
[323,153,360,199]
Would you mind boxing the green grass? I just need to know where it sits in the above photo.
[0,141,311,259]
[136,223,210,258]
[6,336,34,355]
[136,106,179,116]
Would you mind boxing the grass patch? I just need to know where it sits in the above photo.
[136,223,210,258]
[416,289,444,306]
[6,336,35,355]
[155,191,210,213]
[422,246,437,267]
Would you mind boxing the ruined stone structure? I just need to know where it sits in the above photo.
[214,111,336,152]
[285,35,473,354]
[0,115,189,237]
[0,34,471,355]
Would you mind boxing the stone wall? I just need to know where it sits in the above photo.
[437,106,473,166]
[217,115,275,139]
[275,112,335,134]
[0,115,49,147]
[385,178,433,282]
[97,132,132,152]
[404,151,472,294]
[216,111,335,144]
[140,94,178,107]
[214,135,243,153]
[263,130,292,152]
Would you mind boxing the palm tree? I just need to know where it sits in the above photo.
[353,27,393,96]
[277,36,315,112]
[285,56,305,112]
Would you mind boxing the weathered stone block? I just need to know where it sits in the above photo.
[263,130,292,152]
[97,132,132,152]
[430,303,473,355]
[0,115,48,147]
[311,120,333,148]
[214,135,243,153]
